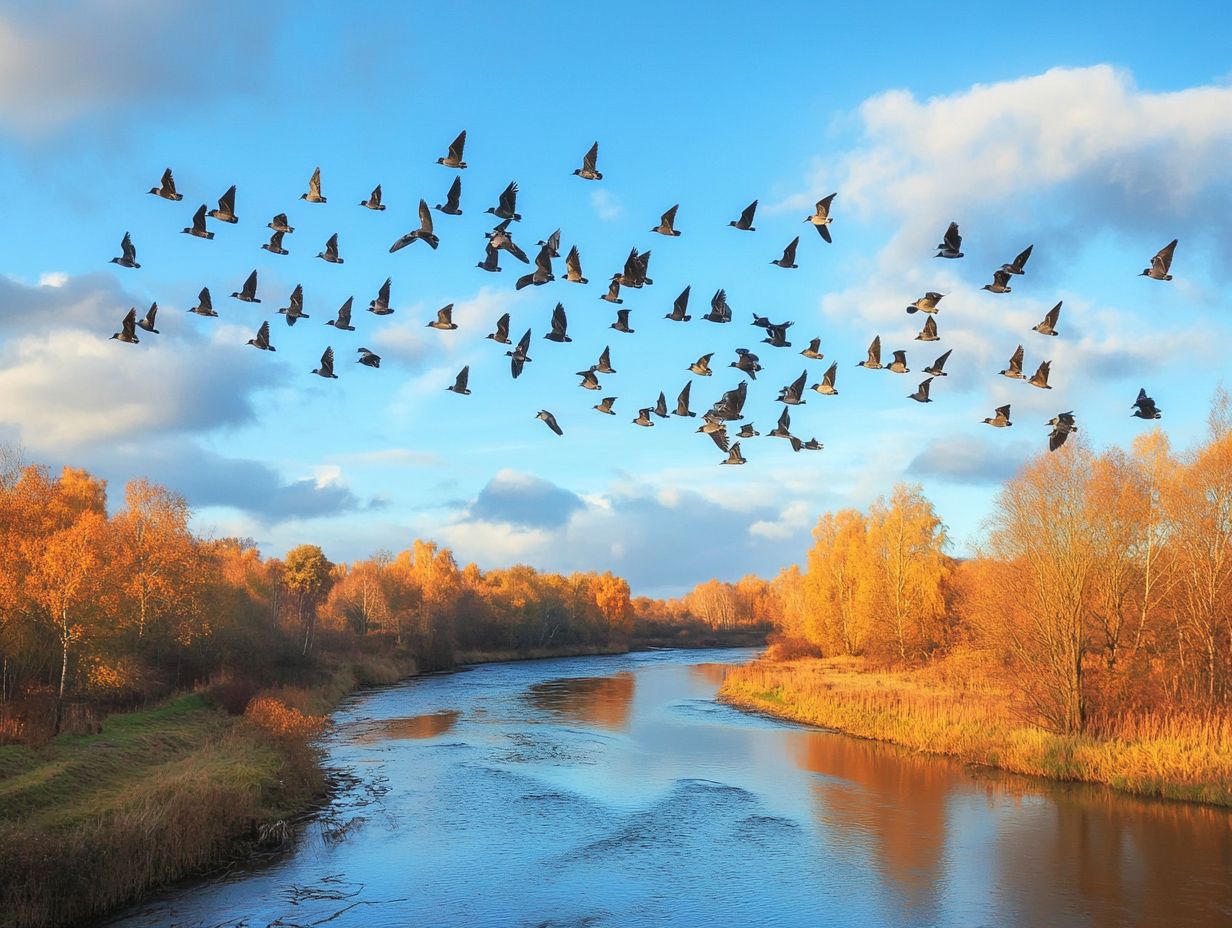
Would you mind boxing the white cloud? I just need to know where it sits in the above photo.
[590,189,625,222]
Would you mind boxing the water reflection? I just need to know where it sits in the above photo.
[524,672,635,730]
[689,662,731,687]
[343,709,460,743]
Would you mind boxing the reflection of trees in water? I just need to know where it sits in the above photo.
[524,672,636,731]
[795,730,1232,927]
[689,663,730,688]
[994,782,1232,928]
[348,710,460,742]
[794,731,953,920]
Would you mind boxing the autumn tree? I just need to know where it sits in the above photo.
[283,545,335,656]
[866,484,949,661]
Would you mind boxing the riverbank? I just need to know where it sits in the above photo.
[719,656,1232,808]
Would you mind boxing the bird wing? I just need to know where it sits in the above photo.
[336,298,353,326]
[662,204,678,228]
[219,184,236,213]
[516,328,532,353]
[309,167,322,197]
[1049,427,1068,451]
[438,304,454,325]
[566,245,582,277]
[918,378,932,400]
[545,412,563,435]
[932,349,952,371]
[1009,345,1024,371]
[193,204,207,231]
[739,200,758,226]
[944,222,961,250]
[257,320,270,344]
[499,181,518,212]
[505,239,529,264]
[446,176,462,207]
[677,381,692,410]
[923,316,937,337]
[583,142,599,173]
[815,193,836,217]
[1014,244,1033,270]
[598,345,611,368]
[321,346,334,371]
[122,307,137,336]
[161,167,176,194]
[535,245,553,276]
[199,287,212,310]
[551,303,568,336]
[818,225,832,243]
[419,199,434,234]
[326,233,339,257]
[244,270,257,294]
[708,427,730,452]
[448,130,466,161]
[674,286,691,314]
[992,269,1011,288]
[822,362,837,387]
[868,335,881,364]
[511,356,525,378]
[455,366,469,390]
[121,232,136,260]
[1155,239,1178,272]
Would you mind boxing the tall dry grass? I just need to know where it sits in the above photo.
[720,656,1232,807]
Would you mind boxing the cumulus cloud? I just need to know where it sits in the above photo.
[0,273,278,451]
[590,189,625,222]
[0,2,280,135]
[467,470,586,529]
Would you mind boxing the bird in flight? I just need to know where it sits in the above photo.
[426,304,458,330]
[360,184,386,211]
[136,303,159,334]
[110,308,140,343]
[1132,388,1162,420]
[486,181,522,221]
[262,229,288,255]
[858,336,883,370]
[247,320,275,352]
[448,366,472,395]
[811,362,839,396]
[188,287,216,317]
[536,410,563,435]
[327,297,356,330]
[437,130,468,169]
[508,329,533,378]
[908,377,934,403]
[208,184,238,223]
[390,200,440,252]
[983,404,1012,428]
[563,245,588,284]
[771,236,800,269]
[317,233,344,264]
[983,269,1013,294]
[1048,412,1078,451]
[935,222,963,258]
[804,194,836,243]
[435,176,463,215]
[181,205,214,240]
[301,166,326,203]
[665,286,692,322]
[1000,244,1033,276]
[1141,239,1178,281]
[231,270,260,303]
[1033,302,1062,336]
[368,278,392,315]
[148,167,182,201]
[110,232,141,267]
[729,200,758,231]
[651,204,681,236]
[312,347,338,379]
[357,348,381,368]
[573,142,603,180]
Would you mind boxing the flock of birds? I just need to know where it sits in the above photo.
[106,131,1175,463]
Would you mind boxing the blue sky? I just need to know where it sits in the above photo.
[0,1,1230,595]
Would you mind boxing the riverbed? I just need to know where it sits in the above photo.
[104,648,1232,927]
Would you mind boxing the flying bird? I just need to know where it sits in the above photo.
[610,308,635,333]
[632,407,655,427]
[563,245,588,284]
[437,130,467,169]
[674,381,695,417]
[1132,388,1162,419]
[111,232,141,267]
[508,329,533,378]
[486,181,521,221]
[771,236,799,269]
[689,353,714,376]
[999,345,1025,379]
[390,201,439,251]
[357,348,381,368]
[208,185,238,223]
[595,345,616,373]
[188,287,216,317]
[246,320,275,351]
[983,269,1013,294]
[1033,302,1062,336]
[858,335,883,369]
[544,303,571,342]
[651,204,681,236]
[136,303,159,334]
[762,325,792,349]
[427,304,457,330]
[110,308,139,343]
[360,184,385,210]
[181,206,213,240]
[486,313,512,344]
[594,396,617,415]
[1141,239,1177,280]
[983,404,1012,428]
[600,278,623,304]
[710,381,748,421]
[278,285,308,325]
[537,228,561,257]
[721,443,747,465]
[231,270,260,303]
[906,292,944,314]
[803,439,824,451]
[1000,244,1033,275]
[729,200,758,231]
[301,167,326,203]
[268,213,294,233]
[703,289,732,323]
[317,233,344,264]
[448,366,471,395]
[935,222,963,258]
[617,248,653,288]
[908,377,934,403]
[1028,360,1053,389]
[516,244,555,289]
[262,229,289,255]
[486,219,529,262]
[769,407,792,439]
[804,194,836,243]
[653,393,668,418]
[800,338,824,360]
[477,244,502,272]
[313,347,338,379]
[536,410,563,436]
[697,415,729,452]
[811,362,839,395]
[434,176,463,215]
[368,277,392,315]
[886,350,910,374]
[737,423,759,438]
[573,142,602,180]
[731,348,763,379]
[915,316,940,341]
[665,286,692,322]
[923,349,952,377]
[576,367,601,390]
[148,168,182,201]
[327,297,356,330]
[1048,412,1078,451]
[778,370,808,405]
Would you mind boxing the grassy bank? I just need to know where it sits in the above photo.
[0,650,416,928]
[719,657,1232,807]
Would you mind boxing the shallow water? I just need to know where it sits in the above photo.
[105,648,1232,927]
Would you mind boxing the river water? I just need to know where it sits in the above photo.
[106,648,1231,927]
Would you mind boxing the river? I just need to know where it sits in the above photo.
[104,648,1232,927]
